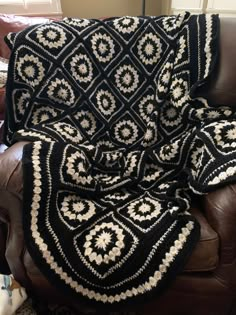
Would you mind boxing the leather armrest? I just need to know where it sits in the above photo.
[204,184,236,262]
[0,190,31,288]
[203,184,236,287]
[0,141,29,197]
[0,88,5,113]
[0,141,32,287]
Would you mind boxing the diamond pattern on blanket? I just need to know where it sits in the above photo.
[131,25,169,75]
[134,91,156,124]
[74,110,98,137]
[170,72,190,109]
[89,81,122,121]
[118,193,165,233]
[26,23,76,58]
[110,112,144,147]
[202,120,236,154]
[159,101,183,131]
[111,16,144,43]
[12,89,31,123]
[26,102,63,127]
[14,47,51,88]
[36,68,80,108]
[110,57,146,102]
[86,26,123,71]
[160,14,187,39]
[56,191,102,230]
[62,17,98,35]
[72,103,105,141]
[60,145,96,190]
[52,121,84,143]
[74,214,139,278]
[63,43,101,92]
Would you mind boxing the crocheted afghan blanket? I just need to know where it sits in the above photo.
[4,13,236,307]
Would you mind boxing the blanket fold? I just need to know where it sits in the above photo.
[4,12,236,307]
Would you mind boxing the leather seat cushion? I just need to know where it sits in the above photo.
[184,207,219,272]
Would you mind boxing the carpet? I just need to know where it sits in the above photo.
[16,299,142,315]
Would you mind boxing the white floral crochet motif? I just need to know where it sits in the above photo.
[32,106,57,125]
[15,91,31,116]
[91,33,115,63]
[142,121,158,147]
[63,17,90,28]
[70,53,93,83]
[75,111,97,136]
[54,122,83,143]
[114,120,139,145]
[162,13,185,32]
[83,222,125,265]
[113,16,139,34]
[36,25,67,49]
[139,95,155,122]
[138,33,162,65]
[61,194,96,222]
[160,102,182,127]
[128,196,161,222]
[47,78,75,106]
[214,121,236,149]
[96,89,117,116]
[160,142,179,161]
[115,65,139,94]
[17,54,45,87]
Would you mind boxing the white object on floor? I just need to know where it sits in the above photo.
[0,57,8,88]
[0,274,27,315]
[0,57,8,71]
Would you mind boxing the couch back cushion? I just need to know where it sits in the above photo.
[0,14,50,59]
[196,18,236,107]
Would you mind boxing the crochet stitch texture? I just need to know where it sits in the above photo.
[4,12,235,307]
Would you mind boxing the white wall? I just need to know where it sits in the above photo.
[61,0,162,18]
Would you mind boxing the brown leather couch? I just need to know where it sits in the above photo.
[0,18,236,315]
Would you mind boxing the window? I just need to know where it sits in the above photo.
[0,0,62,17]
[207,0,236,16]
[172,0,205,11]
[170,0,236,16]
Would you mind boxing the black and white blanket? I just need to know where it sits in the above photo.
[3,12,236,307]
